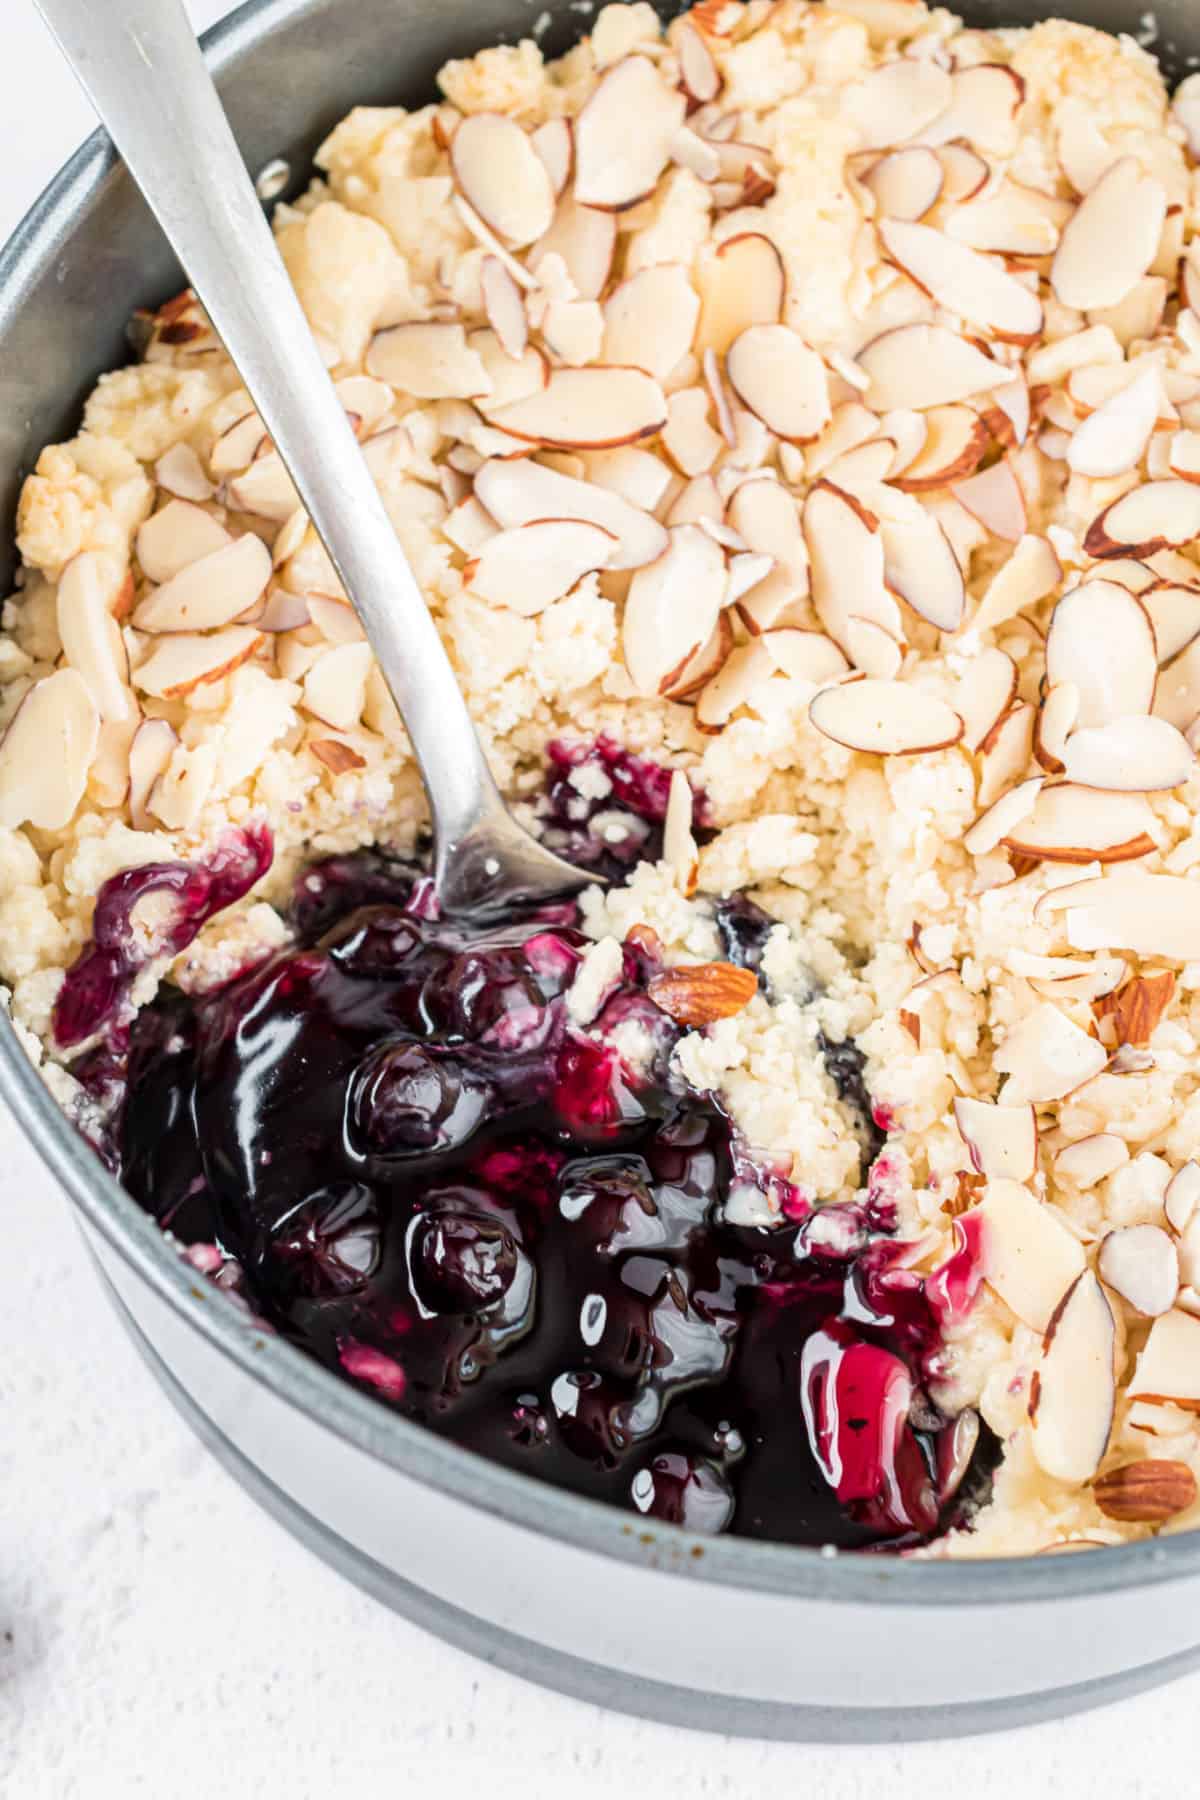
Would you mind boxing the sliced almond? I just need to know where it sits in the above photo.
[1051,157,1167,311]
[133,626,264,699]
[1044,580,1157,727]
[950,458,1026,541]
[0,669,99,831]
[804,481,900,649]
[956,646,1018,750]
[1088,275,1167,350]
[761,628,849,687]
[1153,634,1200,732]
[727,478,808,589]
[972,533,1062,635]
[1128,1308,1200,1409]
[1066,364,1161,481]
[475,456,667,570]
[978,1177,1086,1331]
[695,233,785,356]
[846,58,951,148]
[623,524,727,696]
[662,387,724,476]
[1030,1271,1115,1483]
[465,518,616,615]
[1099,1225,1179,1318]
[301,641,373,733]
[1054,1133,1129,1188]
[694,638,774,729]
[840,615,900,679]
[56,552,135,723]
[879,219,1043,345]
[647,959,758,1025]
[917,64,1025,157]
[132,534,273,635]
[583,446,674,513]
[1000,781,1156,865]
[977,699,1034,807]
[309,737,367,776]
[530,118,572,197]
[938,143,990,204]
[954,1095,1037,1182]
[154,441,215,503]
[1165,1162,1200,1236]
[306,595,365,646]
[862,146,944,221]
[807,677,963,756]
[890,404,987,490]
[481,256,529,361]
[1061,714,1193,792]
[725,325,830,443]
[856,323,1013,411]
[574,56,687,210]
[366,322,490,401]
[226,452,300,524]
[1133,583,1200,667]
[964,774,1043,856]
[1038,867,1200,964]
[451,113,555,247]
[995,1002,1108,1104]
[128,717,178,829]
[1034,681,1079,774]
[872,488,965,633]
[602,264,700,382]
[209,411,266,477]
[944,183,1060,256]
[530,194,617,301]
[487,365,666,449]
[664,611,734,703]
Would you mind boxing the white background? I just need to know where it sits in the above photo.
[0,1,1195,1793]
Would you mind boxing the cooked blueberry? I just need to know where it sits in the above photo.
[714,894,776,980]
[409,1205,520,1314]
[264,1182,381,1298]
[348,1041,489,1157]
[630,1452,734,1534]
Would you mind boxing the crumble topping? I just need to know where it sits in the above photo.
[4,0,1200,1550]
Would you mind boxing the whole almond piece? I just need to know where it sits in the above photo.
[647,961,758,1026]
[1093,1459,1197,1522]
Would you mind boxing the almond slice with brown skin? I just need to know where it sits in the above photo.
[1061,714,1194,791]
[227,452,300,524]
[466,332,548,413]
[676,20,721,105]
[1000,781,1156,864]
[1045,580,1157,727]
[725,324,831,443]
[132,534,273,635]
[1066,364,1161,480]
[0,669,99,831]
[1038,868,1200,963]
[843,615,903,679]
[464,518,616,615]
[647,959,758,1026]
[1093,1459,1197,1522]
[950,457,1026,541]
[56,552,135,723]
[955,646,1018,750]
[916,63,1025,156]
[943,184,1060,256]
[873,490,965,632]
[1030,1272,1115,1482]
[623,524,727,696]
[983,369,1032,450]
[972,533,1062,635]
[574,56,687,210]
[366,322,491,401]
[856,323,1014,411]
[879,219,1043,344]
[154,442,215,503]
[963,774,1043,856]
[821,439,897,490]
[1153,635,1200,731]
[209,410,266,477]
[995,1002,1109,1104]
[128,717,178,829]
[844,57,951,148]
[890,404,987,490]
[530,195,617,301]
[664,612,733,704]
[1054,1133,1128,1187]
[134,626,265,699]
[487,365,666,450]
[530,118,572,198]
[451,113,555,247]
[953,1096,1038,1182]
[310,738,368,777]
[1052,157,1167,311]
[803,481,899,649]
[662,387,723,476]
[1128,1308,1200,1409]
[977,1178,1087,1331]
[807,677,964,756]
[601,264,700,381]
[977,699,1033,807]
[862,146,944,221]
[1034,681,1079,774]
[761,628,849,687]
[937,142,990,204]
[727,478,809,590]
[1099,1226,1179,1318]
[481,256,529,361]
[694,638,775,729]
[476,457,666,569]
[307,596,365,647]
[694,232,785,355]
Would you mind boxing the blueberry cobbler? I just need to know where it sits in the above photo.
[8,1,1200,1553]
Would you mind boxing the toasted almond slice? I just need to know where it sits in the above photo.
[762,628,849,687]
[695,232,785,356]
[601,264,700,382]
[843,615,902,679]
[862,146,944,221]
[209,411,266,477]
[648,958,759,1025]
[623,524,728,696]
[0,669,99,832]
[127,717,178,829]
[1054,1133,1129,1187]
[133,625,264,700]
[807,677,963,756]
[996,1002,1109,1106]
[1052,157,1167,311]
[956,646,1018,750]
[451,113,555,247]
[1099,1225,1179,1318]
[530,118,573,198]
[890,404,987,490]
[1045,580,1157,727]
[950,458,1026,541]
[917,64,1025,156]
[978,1178,1087,1331]
[1129,1308,1200,1409]
[937,142,990,204]
[530,195,617,302]
[874,491,966,632]
[944,184,1059,256]
[1001,781,1155,865]
[465,518,616,615]
[1030,1272,1115,1482]
[309,738,368,777]
[1066,365,1161,479]
[481,256,529,361]
[1034,681,1079,774]
[1061,714,1194,792]
[694,638,776,729]
[574,56,687,210]
[971,533,1062,636]
[879,219,1042,344]
[366,322,490,400]
[856,323,1013,411]
[954,1096,1038,1182]
[154,442,215,503]
[964,774,1043,856]
[488,365,666,450]
[803,481,900,649]
[301,641,373,733]
[132,534,273,635]
[845,58,951,148]
[725,325,831,443]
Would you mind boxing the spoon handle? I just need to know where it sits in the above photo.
[34,0,513,886]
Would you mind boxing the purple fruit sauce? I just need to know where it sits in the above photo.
[67,743,994,1546]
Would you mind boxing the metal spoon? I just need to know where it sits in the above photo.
[34,0,595,915]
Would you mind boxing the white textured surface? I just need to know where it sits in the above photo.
[0,1,1197,1792]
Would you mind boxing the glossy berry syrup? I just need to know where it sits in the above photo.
[92,825,994,1549]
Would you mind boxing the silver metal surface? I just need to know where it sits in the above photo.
[4,0,1200,1737]
[32,0,591,916]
